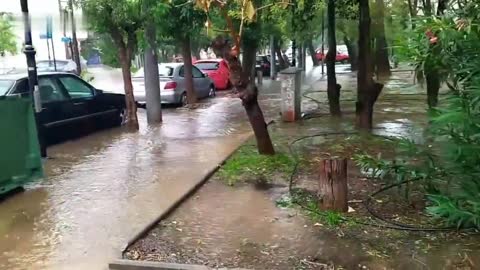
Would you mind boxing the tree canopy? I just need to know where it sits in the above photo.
[0,15,17,56]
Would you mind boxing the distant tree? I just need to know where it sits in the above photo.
[0,15,17,57]
[326,0,340,115]
[356,0,383,129]
[82,0,143,130]
[157,0,207,105]
[197,0,275,155]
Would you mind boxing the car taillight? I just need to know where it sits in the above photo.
[164,81,177,90]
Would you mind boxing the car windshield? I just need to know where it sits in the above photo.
[0,80,14,96]
[37,61,69,68]
[195,62,219,71]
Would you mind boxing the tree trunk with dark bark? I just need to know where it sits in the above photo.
[118,46,139,130]
[437,0,448,15]
[212,36,275,155]
[307,39,320,66]
[426,71,440,108]
[181,36,197,105]
[111,28,139,130]
[275,44,288,70]
[344,36,358,71]
[327,0,341,116]
[374,0,391,79]
[318,159,348,212]
[242,43,257,83]
[357,0,384,129]
[424,0,433,15]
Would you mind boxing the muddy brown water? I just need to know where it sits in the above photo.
[0,94,276,270]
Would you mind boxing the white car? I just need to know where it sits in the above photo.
[36,59,87,75]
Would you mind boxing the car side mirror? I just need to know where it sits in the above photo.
[95,89,104,95]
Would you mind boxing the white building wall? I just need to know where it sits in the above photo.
[0,0,87,71]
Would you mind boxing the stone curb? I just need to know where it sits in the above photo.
[112,120,275,270]
[120,120,275,256]
[118,124,274,253]
[109,259,209,270]
[109,259,250,270]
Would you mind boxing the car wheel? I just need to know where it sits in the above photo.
[209,85,216,98]
[180,92,187,107]
[119,108,127,126]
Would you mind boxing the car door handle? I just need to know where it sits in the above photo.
[73,102,86,106]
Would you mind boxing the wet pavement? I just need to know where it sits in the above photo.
[126,70,480,270]
[0,78,282,270]
[0,64,417,270]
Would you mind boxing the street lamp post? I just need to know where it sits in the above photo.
[20,0,46,157]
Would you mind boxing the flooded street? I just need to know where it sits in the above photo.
[0,65,437,270]
[126,69,480,269]
[0,87,279,270]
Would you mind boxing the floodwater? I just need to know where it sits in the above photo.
[127,70,480,269]
[0,90,280,270]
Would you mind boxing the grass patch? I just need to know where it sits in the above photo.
[218,143,295,186]
[277,189,346,228]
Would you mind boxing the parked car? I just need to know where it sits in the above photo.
[0,72,126,145]
[36,59,88,75]
[315,49,349,63]
[255,55,271,76]
[194,59,230,90]
[132,63,215,106]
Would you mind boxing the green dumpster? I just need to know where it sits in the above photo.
[0,96,43,195]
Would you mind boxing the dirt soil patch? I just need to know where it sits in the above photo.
[125,75,480,270]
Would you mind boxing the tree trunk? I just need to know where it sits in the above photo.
[318,159,348,212]
[374,0,391,79]
[181,36,197,104]
[307,39,319,66]
[69,0,81,74]
[437,0,448,15]
[297,44,304,70]
[212,36,275,155]
[424,0,432,15]
[327,0,341,116]
[344,36,358,71]
[118,46,139,130]
[242,43,257,83]
[275,41,288,70]
[426,71,440,108]
[357,0,383,129]
[143,15,162,124]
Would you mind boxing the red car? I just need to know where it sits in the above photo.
[194,59,231,90]
[315,49,349,63]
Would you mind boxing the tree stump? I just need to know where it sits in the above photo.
[318,159,348,212]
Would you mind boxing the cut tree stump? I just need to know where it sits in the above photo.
[318,159,348,212]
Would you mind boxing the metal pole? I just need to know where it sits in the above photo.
[20,0,46,157]
[270,35,276,79]
[291,0,296,67]
[321,10,325,75]
[51,38,57,71]
[47,39,51,62]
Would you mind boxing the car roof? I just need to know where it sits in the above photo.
[160,63,183,68]
[195,59,223,63]
[0,72,78,81]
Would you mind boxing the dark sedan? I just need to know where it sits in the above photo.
[0,72,126,145]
